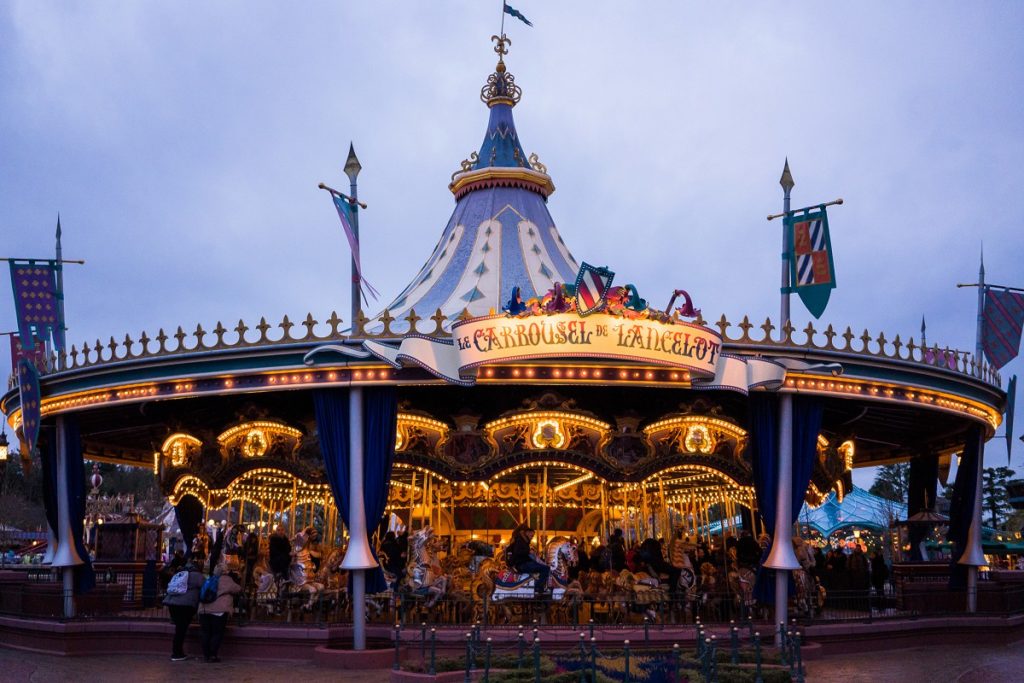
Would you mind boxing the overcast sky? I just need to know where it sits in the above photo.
[2,2,1022,485]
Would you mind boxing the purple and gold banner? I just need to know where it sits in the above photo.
[9,262,62,352]
[17,358,42,454]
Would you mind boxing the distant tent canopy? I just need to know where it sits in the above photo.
[799,486,906,537]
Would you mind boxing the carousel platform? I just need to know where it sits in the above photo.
[2,611,1023,663]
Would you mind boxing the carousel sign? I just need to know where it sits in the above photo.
[360,265,787,391]
[452,313,721,377]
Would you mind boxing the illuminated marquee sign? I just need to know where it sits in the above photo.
[452,313,722,378]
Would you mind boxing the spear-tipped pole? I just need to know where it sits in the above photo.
[921,316,927,350]
[345,143,363,327]
[779,159,794,326]
[55,215,66,369]
[976,246,985,365]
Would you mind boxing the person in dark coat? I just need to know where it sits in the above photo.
[736,531,762,570]
[509,526,550,597]
[639,537,681,591]
[242,527,259,588]
[162,561,205,661]
[870,551,889,594]
[607,529,626,572]
[379,531,406,589]
[268,526,292,580]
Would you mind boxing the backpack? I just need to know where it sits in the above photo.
[199,575,219,604]
[167,570,190,595]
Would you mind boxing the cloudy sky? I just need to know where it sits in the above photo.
[2,2,1022,484]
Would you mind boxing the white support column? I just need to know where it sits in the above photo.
[339,386,377,650]
[963,438,986,613]
[765,393,800,646]
[51,416,84,617]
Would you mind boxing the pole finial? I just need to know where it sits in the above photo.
[344,143,362,183]
[979,242,985,279]
[779,158,794,192]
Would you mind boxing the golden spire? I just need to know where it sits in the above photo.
[491,33,511,72]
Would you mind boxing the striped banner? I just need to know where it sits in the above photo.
[982,287,1024,369]
[785,207,837,319]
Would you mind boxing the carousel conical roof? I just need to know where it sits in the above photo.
[371,44,580,330]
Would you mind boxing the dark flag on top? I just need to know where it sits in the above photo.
[9,262,64,353]
[981,287,1024,369]
[785,206,837,319]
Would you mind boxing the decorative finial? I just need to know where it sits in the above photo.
[779,158,795,192]
[56,213,62,241]
[921,316,927,347]
[979,242,985,279]
[344,142,362,183]
[481,34,522,107]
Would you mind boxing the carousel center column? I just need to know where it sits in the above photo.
[339,386,377,649]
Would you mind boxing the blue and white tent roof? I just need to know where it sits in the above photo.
[370,51,579,331]
[799,486,907,537]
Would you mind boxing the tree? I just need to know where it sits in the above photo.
[982,466,1016,529]
[869,463,910,503]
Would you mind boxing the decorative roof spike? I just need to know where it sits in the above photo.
[779,158,795,192]
[344,143,362,183]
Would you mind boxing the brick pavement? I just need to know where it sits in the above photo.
[2,639,1023,682]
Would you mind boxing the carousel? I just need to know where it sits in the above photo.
[0,35,1007,635]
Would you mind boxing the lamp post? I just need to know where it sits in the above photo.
[766,160,801,646]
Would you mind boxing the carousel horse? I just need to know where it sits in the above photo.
[697,561,720,618]
[280,530,325,611]
[726,548,758,619]
[401,526,449,608]
[613,569,666,622]
[676,553,700,619]
[486,536,578,602]
[791,537,818,616]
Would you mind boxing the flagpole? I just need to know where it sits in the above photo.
[976,247,985,368]
[344,144,363,328]
[55,216,65,370]
[779,160,794,326]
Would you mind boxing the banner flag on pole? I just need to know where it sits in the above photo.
[17,357,41,454]
[503,2,533,26]
[326,189,379,303]
[1005,375,1016,463]
[10,335,47,372]
[9,261,64,353]
[785,206,837,319]
[982,287,1024,369]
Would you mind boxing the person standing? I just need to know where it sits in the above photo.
[197,565,242,663]
[162,560,205,661]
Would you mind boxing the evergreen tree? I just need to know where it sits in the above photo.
[869,463,910,503]
[982,466,1016,529]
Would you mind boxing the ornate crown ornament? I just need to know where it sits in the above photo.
[480,34,522,107]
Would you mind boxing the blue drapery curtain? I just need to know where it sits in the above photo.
[362,386,398,593]
[39,426,60,546]
[314,387,398,594]
[908,452,939,561]
[314,388,350,527]
[791,396,824,522]
[174,495,205,561]
[948,426,983,590]
[63,416,96,594]
[749,394,779,532]
[749,393,778,604]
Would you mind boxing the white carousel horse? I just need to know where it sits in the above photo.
[280,530,325,611]
[489,536,578,601]
[401,526,449,608]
